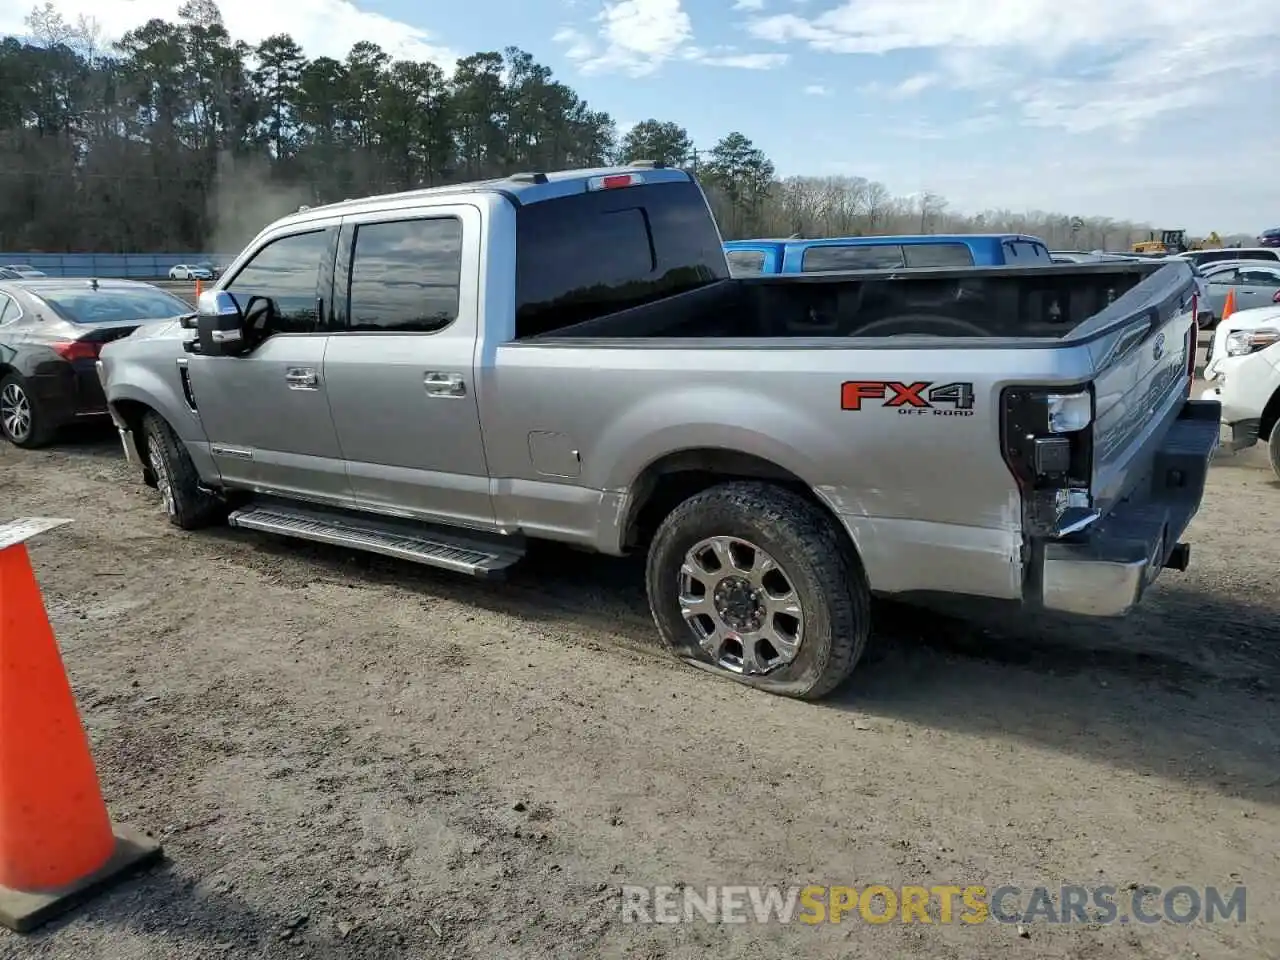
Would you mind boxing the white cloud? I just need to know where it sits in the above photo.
[858,72,938,99]
[803,83,829,96]
[732,0,766,9]
[746,0,1280,134]
[0,0,458,67]
[558,0,787,75]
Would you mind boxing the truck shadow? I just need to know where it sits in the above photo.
[227,532,1280,807]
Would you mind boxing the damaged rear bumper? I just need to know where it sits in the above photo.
[1037,399,1219,617]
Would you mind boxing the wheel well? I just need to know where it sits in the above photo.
[1261,386,1280,443]
[111,398,158,484]
[0,362,14,381]
[622,448,853,554]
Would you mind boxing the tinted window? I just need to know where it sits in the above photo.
[514,180,728,339]
[802,244,905,271]
[1002,240,1052,264]
[34,287,192,324]
[1206,268,1239,284]
[726,250,766,276]
[225,229,329,335]
[346,218,463,333]
[1194,250,1240,265]
[903,243,974,267]
[1238,268,1280,285]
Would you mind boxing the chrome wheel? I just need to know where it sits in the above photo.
[148,437,176,515]
[678,536,804,676]
[0,382,32,443]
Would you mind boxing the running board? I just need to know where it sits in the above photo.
[226,502,525,578]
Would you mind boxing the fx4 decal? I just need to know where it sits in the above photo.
[840,381,976,417]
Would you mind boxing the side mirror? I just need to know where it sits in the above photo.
[195,290,246,357]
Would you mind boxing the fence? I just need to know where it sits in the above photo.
[0,253,236,279]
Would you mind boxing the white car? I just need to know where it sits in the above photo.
[1198,304,1280,479]
[167,264,213,281]
[2,263,46,278]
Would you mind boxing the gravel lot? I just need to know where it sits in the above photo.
[0,349,1277,960]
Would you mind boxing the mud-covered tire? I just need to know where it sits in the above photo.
[141,410,224,530]
[645,481,871,700]
[0,373,56,449]
[1268,418,1280,483]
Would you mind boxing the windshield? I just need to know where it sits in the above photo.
[37,287,192,324]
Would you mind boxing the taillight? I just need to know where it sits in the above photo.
[1001,385,1095,537]
[1272,291,1280,303]
[51,340,100,362]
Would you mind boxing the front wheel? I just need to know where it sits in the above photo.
[141,411,225,529]
[645,481,871,700]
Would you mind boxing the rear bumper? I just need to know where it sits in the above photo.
[1037,399,1219,617]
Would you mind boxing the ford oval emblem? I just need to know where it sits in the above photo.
[1152,332,1165,361]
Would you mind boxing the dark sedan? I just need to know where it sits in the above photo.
[0,278,192,447]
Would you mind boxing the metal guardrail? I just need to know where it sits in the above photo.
[0,253,234,279]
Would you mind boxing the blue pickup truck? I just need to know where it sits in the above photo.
[723,234,1053,275]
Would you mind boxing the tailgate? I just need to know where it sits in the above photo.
[1086,263,1199,515]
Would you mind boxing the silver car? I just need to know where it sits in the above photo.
[1198,260,1280,327]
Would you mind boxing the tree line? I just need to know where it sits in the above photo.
[1,0,1162,255]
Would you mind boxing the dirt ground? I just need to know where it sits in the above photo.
[0,364,1277,959]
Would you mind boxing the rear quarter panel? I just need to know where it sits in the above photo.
[483,339,1095,600]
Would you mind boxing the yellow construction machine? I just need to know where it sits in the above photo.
[1132,229,1223,255]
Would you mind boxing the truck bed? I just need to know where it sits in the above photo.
[526,261,1173,342]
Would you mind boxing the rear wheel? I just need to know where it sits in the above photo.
[141,411,224,529]
[0,373,55,448]
[645,481,871,700]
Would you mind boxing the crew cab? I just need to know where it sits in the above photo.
[724,233,1052,276]
[97,165,1218,701]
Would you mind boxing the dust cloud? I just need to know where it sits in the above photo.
[205,153,317,258]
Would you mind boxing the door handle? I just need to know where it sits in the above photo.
[285,367,319,390]
[424,371,466,397]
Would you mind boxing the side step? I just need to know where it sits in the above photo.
[226,502,525,578]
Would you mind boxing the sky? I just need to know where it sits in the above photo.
[1,0,1278,235]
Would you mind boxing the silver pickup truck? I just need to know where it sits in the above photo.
[97,165,1219,700]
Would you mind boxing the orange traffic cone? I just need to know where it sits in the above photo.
[0,518,161,932]
[194,278,202,300]
[1221,287,1236,323]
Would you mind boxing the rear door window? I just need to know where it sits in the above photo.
[514,180,728,339]
[902,243,975,267]
[726,250,767,276]
[802,244,905,271]
[345,217,463,333]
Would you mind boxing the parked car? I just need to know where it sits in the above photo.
[0,268,24,280]
[3,263,46,278]
[1168,247,1280,269]
[0,278,192,447]
[1195,260,1280,328]
[168,264,214,281]
[723,233,1053,276]
[1199,306,1280,479]
[1258,228,1280,248]
[98,165,1215,701]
